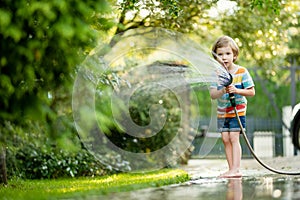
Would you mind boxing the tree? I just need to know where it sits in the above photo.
[114,0,217,36]
[0,0,113,185]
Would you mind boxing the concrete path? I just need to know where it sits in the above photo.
[180,156,300,179]
[89,156,300,200]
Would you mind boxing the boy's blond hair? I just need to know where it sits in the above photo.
[212,36,239,62]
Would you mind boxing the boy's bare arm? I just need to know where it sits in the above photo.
[226,85,255,97]
[210,87,225,99]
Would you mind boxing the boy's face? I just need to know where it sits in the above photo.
[215,46,236,69]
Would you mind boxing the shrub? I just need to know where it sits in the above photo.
[6,144,113,179]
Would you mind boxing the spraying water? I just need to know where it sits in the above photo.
[72,27,232,171]
[72,27,300,174]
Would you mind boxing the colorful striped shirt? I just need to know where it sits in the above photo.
[212,66,254,118]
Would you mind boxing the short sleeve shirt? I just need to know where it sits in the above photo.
[211,66,254,118]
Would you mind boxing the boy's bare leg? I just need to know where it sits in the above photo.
[225,132,242,178]
[220,132,233,177]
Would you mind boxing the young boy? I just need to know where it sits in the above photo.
[210,36,255,178]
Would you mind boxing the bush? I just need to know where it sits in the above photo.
[6,144,112,179]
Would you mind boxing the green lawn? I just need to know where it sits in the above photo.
[0,169,189,200]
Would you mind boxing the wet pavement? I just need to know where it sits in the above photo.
[88,157,300,200]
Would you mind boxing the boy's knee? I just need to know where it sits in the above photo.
[229,134,240,143]
[222,136,230,144]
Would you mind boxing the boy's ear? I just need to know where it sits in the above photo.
[233,55,237,61]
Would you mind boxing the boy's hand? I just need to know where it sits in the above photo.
[225,85,238,94]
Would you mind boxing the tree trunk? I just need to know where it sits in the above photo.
[0,145,8,185]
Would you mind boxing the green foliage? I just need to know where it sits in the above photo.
[286,2,300,64]
[106,86,181,153]
[1,120,119,180]
[0,0,112,122]
[0,0,115,181]
[116,0,217,33]
[215,1,289,68]
[8,145,110,179]
[250,0,282,14]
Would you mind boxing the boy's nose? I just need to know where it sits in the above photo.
[221,55,226,59]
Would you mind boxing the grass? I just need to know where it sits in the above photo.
[0,169,189,200]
